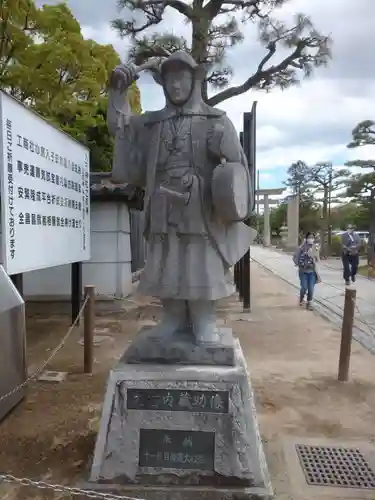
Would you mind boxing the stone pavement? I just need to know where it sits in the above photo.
[324,257,367,271]
[250,245,375,354]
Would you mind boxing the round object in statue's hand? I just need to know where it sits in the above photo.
[211,162,250,223]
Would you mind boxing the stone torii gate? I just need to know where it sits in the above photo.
[285,194,300,250]
[256,188,285,246]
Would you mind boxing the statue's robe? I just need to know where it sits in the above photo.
[108,62,254,300]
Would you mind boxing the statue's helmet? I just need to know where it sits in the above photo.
[156,51,203,106]
[150,51,205,86]
[160,51,198,78]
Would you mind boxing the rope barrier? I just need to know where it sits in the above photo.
[0,295,89,405]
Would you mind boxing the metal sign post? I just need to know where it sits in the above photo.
[237,102,257,312]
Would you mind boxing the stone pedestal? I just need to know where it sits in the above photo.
[88,338,272,499]
[123,326,235,366]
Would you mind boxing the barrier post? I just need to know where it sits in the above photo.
[84,285,95,374]
[338,287,356,382]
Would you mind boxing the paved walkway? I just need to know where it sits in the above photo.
[324,257,368,271]
[250,245,375,354]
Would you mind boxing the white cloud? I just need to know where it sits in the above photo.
[81,24,130,59]
[258,172,272,180]
[219,78,375,176]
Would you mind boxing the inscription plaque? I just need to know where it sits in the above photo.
[127,388,229,413]
[139,429,215,470]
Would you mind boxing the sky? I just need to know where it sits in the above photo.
[37,0,375,193]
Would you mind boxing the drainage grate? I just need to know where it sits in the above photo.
[296,444,375,489]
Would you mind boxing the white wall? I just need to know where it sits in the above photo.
[0,201,133,300]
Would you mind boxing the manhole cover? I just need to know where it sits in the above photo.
[296,444,375,489]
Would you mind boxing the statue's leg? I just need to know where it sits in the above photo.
[188,300,220,344]
[150,298,188,336]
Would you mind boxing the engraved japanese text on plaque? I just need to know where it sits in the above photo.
[127,389,229,413]
[139,429,215,470]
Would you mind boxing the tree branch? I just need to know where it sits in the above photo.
[120,0,194,18]
[112,0,330,105]
[208,40,277,105]
[221,0,259,5]
[347,120,375,148]
[204,0,225,19]
[346,159,375,169]
[204,0,263,18]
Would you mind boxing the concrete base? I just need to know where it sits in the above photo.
[123,326,235,366]
[88,340,272,499]
[78,482,273,500]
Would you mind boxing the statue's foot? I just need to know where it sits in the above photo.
[194,324,220,345]
[148,319,183,338]
[148,299,189,339]
[188,299,221,345]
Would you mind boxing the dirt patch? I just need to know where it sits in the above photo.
[234,268,375,499]
[1,264,375,499]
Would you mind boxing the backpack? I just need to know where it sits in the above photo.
[298,248,314,269]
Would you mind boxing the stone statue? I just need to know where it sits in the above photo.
[107,51,254,351]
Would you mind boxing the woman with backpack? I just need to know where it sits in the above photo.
[293,232,321,310]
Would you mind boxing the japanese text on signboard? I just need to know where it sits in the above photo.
[139,429,215,470]
[0,91,90,274]
[127,389,229,413]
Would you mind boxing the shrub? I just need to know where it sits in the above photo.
[329,235,342,256]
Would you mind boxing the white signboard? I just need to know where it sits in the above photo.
[0,91,91,275]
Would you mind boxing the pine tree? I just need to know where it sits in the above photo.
[112,0,331,105]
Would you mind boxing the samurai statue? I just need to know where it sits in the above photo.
[107,51,254,348]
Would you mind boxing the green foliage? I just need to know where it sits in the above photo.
[112,0,331,105]
[346,159,375,169]
[329,235,342,257]
[0,0,142,172]
[284,160,349,204]
[346,172,375,209]
[248,212,263,231]
[330,202,370,231]
[299,201,321,233]
[345,120,375,209]
[0,0,39,86]
[284,159,350,258]
[309,163,350,192]
[345,120,375,190]
[284,160,311,196]
[344,125,375,215]
[347,120,375,149]
[345,119,375,263]
[268,198,321,236]
[270,203,287,236]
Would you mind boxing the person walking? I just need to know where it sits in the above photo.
[293,232,321,310]
[341,225,361,285]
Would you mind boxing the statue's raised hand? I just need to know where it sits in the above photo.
[109,58,163,93]
[109,63,138,93]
